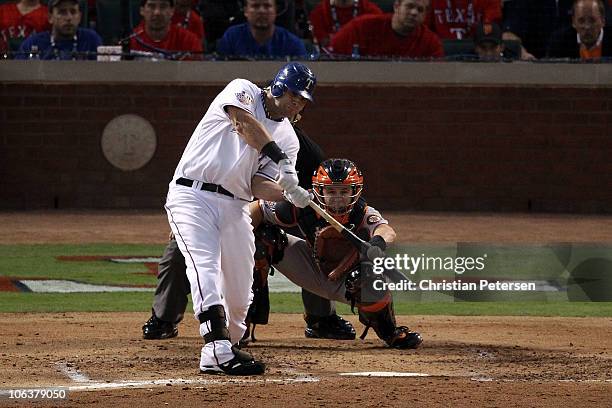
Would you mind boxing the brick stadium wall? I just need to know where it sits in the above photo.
[1,82,611,212]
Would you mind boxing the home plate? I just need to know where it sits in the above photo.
[339,372,430,377]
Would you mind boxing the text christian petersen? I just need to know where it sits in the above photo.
[370,252,537,292]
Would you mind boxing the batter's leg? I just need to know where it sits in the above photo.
[166,189,237,368]
[219,200,256,345]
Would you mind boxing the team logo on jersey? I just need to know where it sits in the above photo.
[367,215,382,225]
[236,91,253,106]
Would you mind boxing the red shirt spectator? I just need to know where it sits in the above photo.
[130,23,203,58]
[330,13,443,58]
[131,0,203,60]
[171,10,205,40]
[309,0,382,47]
[172,0,205,41]
[0,0,49,53]
[426,0,501,40]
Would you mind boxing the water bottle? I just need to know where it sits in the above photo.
[29,45,40,60]
[351,43,360,60]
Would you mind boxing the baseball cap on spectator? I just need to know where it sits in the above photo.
[48,0,79,10]
[473,22,502,46]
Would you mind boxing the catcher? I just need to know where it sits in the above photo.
[250,158,422,349]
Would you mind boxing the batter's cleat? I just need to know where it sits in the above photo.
[142,312,178,340]
[200,346,265,376]
[304,314,356,340]
[386,326,423,349]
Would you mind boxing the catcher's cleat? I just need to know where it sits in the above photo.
[142,312,178,340]
[200,346,265,376]
[304,314,356,340]
[386,326,423,349]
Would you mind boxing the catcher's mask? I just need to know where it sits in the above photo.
[312,158,363,224]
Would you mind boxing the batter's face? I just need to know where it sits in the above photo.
[141,0,174,32]
[274,90,308,119]
[49,1,81,39]
[572,0,605,48]
[392,0,428,35]
[245,0,276,31]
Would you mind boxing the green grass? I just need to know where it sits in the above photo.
[2,243,612,316]
[1,292,611,317]
[0,244,164,286]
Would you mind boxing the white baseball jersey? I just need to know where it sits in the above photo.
[172,78,299,201]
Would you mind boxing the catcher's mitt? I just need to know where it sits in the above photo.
[313,225,359,280]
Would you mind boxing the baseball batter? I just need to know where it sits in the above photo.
[143,123,356,342]
[165,62,315,375]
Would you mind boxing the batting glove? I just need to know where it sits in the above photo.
[283,186,312,208]
[277,159,299,192]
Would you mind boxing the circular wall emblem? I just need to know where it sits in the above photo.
[101,114,157,171]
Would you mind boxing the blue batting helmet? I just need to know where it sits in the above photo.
[270,62,316,102]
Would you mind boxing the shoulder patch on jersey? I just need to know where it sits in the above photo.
[235,90,253,106]
[367,214,382,225]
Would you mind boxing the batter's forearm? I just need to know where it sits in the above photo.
[251,175,284,201]
[227,106,274,151]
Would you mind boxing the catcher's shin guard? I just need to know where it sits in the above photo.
[358,302,422,349]
[345,269,422,349]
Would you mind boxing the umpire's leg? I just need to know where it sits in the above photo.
[301,289,335,317]
[143,238,191,339]
[153,238,190,324]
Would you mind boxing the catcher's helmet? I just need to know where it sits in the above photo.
[312,159,364,224]
[271,62,316,102]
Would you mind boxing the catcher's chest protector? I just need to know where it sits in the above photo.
[298,198,369,280]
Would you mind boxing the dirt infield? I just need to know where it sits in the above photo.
[2,210,612,244]
[1,313,611,407]
[1,210,611,406]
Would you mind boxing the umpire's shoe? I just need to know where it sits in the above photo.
[142,311,178,340]
[304,314,356,340]
[200,346,265,376]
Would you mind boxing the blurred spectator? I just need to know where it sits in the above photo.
[308,0,383,48]
[199,0,296,52]
[172,0,205,41]
[16,0,101,59]
[198,0,242,49]
[329,0,444,59]
[547,0,611,60]
[130,0,203,60]
[216,0,306,58]
[0,0,50,55]
[502,0,576,60]
[275,0,296,35]
[426,0,501,40]
[473,21,503,60]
